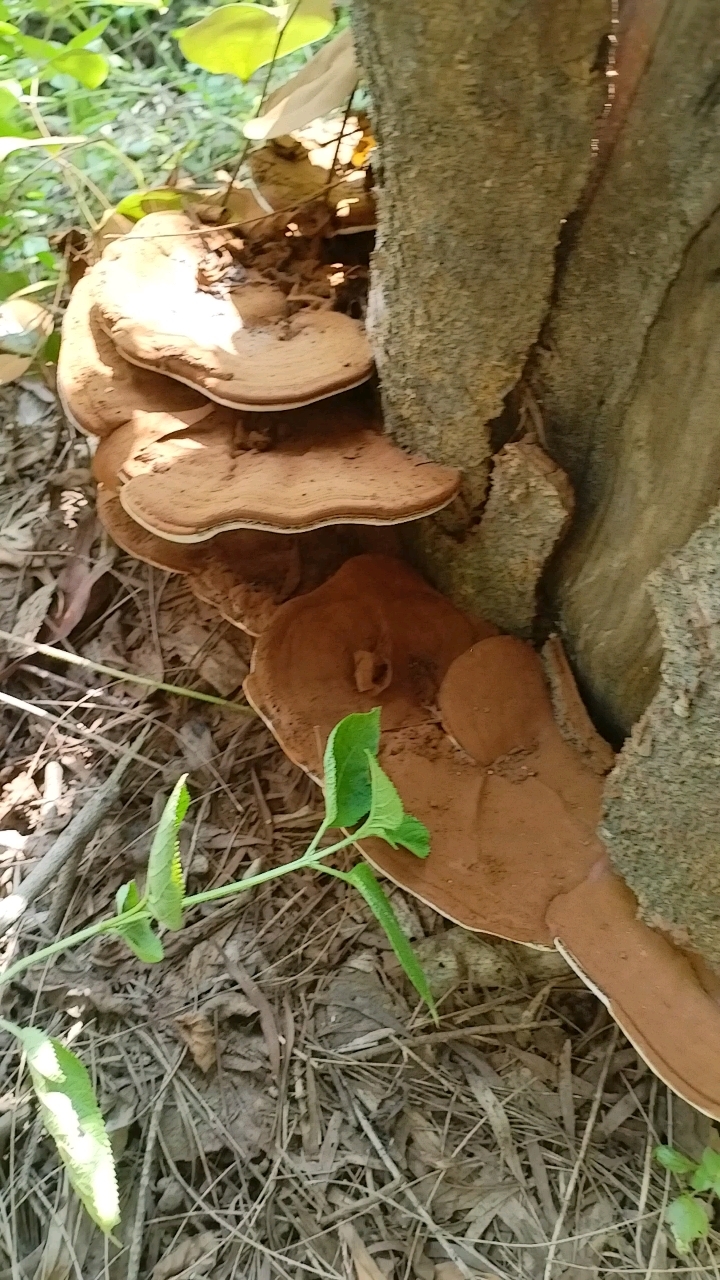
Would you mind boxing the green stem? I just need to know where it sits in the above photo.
[181,832,356,908]
[0,912,137,989]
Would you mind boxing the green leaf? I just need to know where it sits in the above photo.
[13,33,59,62]
[114,880,164,962]
[665,1194,710,1254]
[339,863,437,1020]
[0,134,85,163]
[356,752,404,837]
[0,88,17,116]
[115,187,183,221]
[654,1145,697,1176]
[389,814,431,859]
[67,20,110,48]
[146,776,189,931]
[0,269,29,300]
[50,49,108,89]
[323,708,380,829]
[178,0,333,82]
[691,1147,720,1193]
[9,1024,119,1234]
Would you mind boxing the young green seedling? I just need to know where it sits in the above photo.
[654,1142,720,1253]
[0,709,434,1235]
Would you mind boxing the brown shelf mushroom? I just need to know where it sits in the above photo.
[547,865,720,1119]
[97,488,400,636]
[93,212,374,410]
[58,272,207,438]
[361,637,605,945]
[244,554,486,773]
[248,585,604,945]
[93,393,461,539]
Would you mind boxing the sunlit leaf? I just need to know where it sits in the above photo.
[179,0,333,83]
[244,27,357,140]
[146,776,189,931]
[665,1194,710,1254]
[322,708,380,829]
[115,187,184,221]
[8,1023,119,1234]
[50,49,108,89]
[335,863,437,1018]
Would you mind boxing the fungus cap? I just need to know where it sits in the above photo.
[547,867,720,1119]
[58,271,207,438]
[93,212,374,410]
[361,637,605,945]
[244,554,485,773]
[95,395,461,539]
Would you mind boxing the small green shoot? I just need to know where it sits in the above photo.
[0,710,435,1235]
[654,1142,720,1253]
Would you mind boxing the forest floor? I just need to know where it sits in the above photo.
[0,377,718,1280]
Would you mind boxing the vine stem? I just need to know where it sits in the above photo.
[0,832,358,988]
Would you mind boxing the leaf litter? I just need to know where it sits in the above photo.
[0,375,719,1278]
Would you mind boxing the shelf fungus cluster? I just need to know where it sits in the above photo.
[62,205,720,1119]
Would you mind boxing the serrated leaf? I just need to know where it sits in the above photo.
[9,1024,119,1234]
[665,1194,709,1254]
[356,752,404,837]
[146,776,189,931]
[340,863,437,1019]
[654,1145,697,1176]
[323,709,380,828]
[178,1,332,83]
[50,48,108,89]
[388,814,431,859]
[690,1147,720,1192]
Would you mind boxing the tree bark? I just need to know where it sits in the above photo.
[352,0,720,966]
[535,0,720,735]
[352,0,608,592]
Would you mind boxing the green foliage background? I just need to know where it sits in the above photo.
[0,0,342,298]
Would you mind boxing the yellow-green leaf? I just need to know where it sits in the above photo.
[179,1,333,82]
[146,776,189,931]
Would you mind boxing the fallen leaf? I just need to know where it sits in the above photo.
[244,28,358,140]
[152,1231,221,1280]
[0,134,85,162]
[339,1223,388,1280]
[11,582,57,644]
[174,1012,216,1074]
[0,298,54,385]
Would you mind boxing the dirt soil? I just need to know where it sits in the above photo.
[0,376,718,1279]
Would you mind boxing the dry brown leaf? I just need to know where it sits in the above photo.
[11,582,56,644]
[0,298,53,386]
[339,1223,388,1280]
[152,1231,221,1280]
[174,1011,216,1073]
[244,29,358,141]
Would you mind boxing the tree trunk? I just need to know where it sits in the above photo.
[351,0,720,966]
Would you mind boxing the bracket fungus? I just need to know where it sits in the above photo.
[58,271,207,438]
[547,864,720,1119]
[92,392,461,539]
[93,212,374,410]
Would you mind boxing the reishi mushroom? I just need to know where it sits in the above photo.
[58,272,207,438]
[95,392,461,540]
[547,863,720,1118]
[93,211,374,410]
